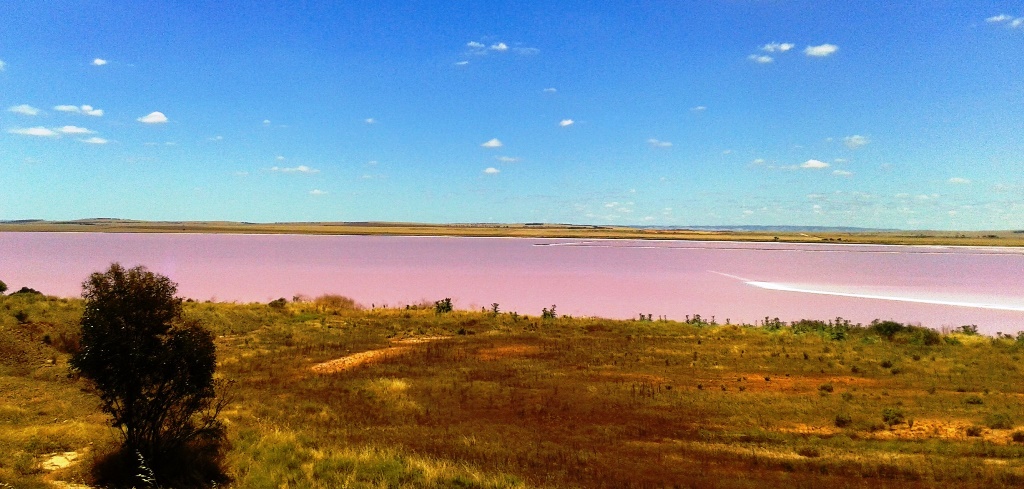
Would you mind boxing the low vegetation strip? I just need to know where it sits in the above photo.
[5,289,1024,488]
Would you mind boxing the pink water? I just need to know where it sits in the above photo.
[3,232,1023,334]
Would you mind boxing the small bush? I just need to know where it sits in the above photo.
[882,407,905,426]
[834,413,853,428]
[434,298,453,314]
[965,395,984,405]
[796,446,821,458]
[880,360,893,369]
[1011,431,1024,443]
[985,413,1014,430]
[14,310,29,323]
[268,298,288,309]
[870,320,905,339]
[965,425,984,437]
[818,383,834,393]
[314,294,359,313]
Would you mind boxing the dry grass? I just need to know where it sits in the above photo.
[5,293,1024,487]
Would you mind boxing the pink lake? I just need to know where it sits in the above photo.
[2,232,1023,334]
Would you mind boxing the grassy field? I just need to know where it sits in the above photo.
[3,291,1024,488]
[2,218,1024,247]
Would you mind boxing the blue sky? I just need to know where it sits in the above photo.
[2,1,1022,230]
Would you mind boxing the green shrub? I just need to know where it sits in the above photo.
[834,413,853,428]
[880,359,893,369]
[818,383,834,393]
[434,298,453,314]
[795,446,821,458]
[965,395,984,405]
[870,320,905,339]
[1011,431,1024,443]
[985,413,1014,430]
[882,407,905,426]
[965,425,984,437]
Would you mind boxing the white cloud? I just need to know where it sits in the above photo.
[483,167,500,174]
[454,61,469,66]
[801,159,830,169]
[466,41,485,49]
[208,135,223,141]
[481,138,503,148]
[949,177,971,184]
[0,59,5,71]
[364,118,377,124]
[748,54,774,64]
[987,14,1013,23]
[9,127,58,137]
[271,165,319,173]
[496,156,519,163]
[722,149,733,155]
[53,104,103,116]
[805,44,839,57]
[751,158,766,165]
[490,42,509,51]
[543,87,557,93]
[309,189,328,195]
[263,119,271,125]
[137,111,168,124]
[80,137,109,144]
[559,119,574,127]
[1013,18,1024,28]
[761,42,795,52]
[92,58,108,66]
[690,106,707,112]
[57,125,94,134]
[276,155,286,161]
[833,169,853,176]
[8,104,40,116]
[647,138,672,148]
[843,134,869,149]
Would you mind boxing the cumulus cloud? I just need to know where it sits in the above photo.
[490,42,509,51]
[92,58,107,66]
[761,42,795,52]
[833,169,853,176]
[805,44,839,57]
[496,156,519,163]
[309,189,328,195]
[137,111,168,124]
[748,54,774,64]
[271,165,319,173]
[8,104,40,116]
[80,137,109,144]
[843,134,869,149]
[801,159,830,169]
[57,125,94,134]
[543,87,557,93]
[9,127,58,137]
[949,177,971,184]
[483,167,500,174]
[466,41,485,49]
[559,119,574,127]
[481,138,503,148]
[647,138,672,148]
[263,119,271,125]
[54,104,103,116]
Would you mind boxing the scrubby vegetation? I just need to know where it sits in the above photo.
[4,290,1024,488]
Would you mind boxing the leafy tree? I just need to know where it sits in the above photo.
[0,279,7,294]
[70,264,227,487]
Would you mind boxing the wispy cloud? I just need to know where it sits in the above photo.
[481,138,503,148]
[309,189,328,195]
[490,42,509,51]
[8,104,40,116]
[0,59,5,71]
[543,87,557,93]
[80,137,109,144]
[748,54,774,64]
[137,111,168,124]
[987,14,1013,23]
[949,177,971,184]
[483,167,500,174]
[647,138,672,148]
[9,127,58,137]
[559,119,574,127]
[843,134,869,149]
[496,156,519,163]
[92,58,108,66]
[454,61,469,66]
[57,125,94,134]
[805,44,839,57]
[364,118,377,124]
[801,159,830,169]
[690,106,707,112]
[761,42,795,52]
[466,41,485,49]
[54,104,104,116]
[833,169,853,176]
[271,165,319,174]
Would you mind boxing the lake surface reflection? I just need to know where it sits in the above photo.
[3,232,1023,334]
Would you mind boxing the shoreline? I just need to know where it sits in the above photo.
[2,219,1023,247]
